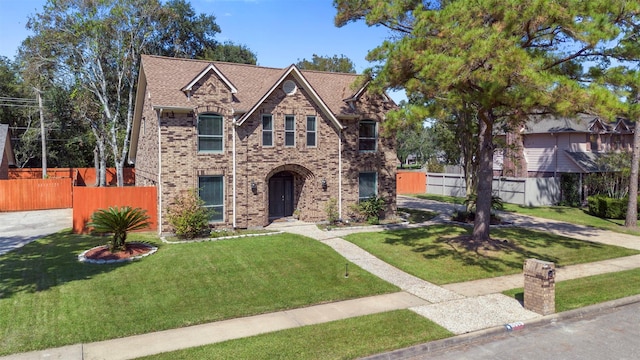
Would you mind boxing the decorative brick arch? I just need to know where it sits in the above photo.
[265,164,318,221]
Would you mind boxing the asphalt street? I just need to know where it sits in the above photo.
[405,300,640,360]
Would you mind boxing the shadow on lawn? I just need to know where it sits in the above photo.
[0,231,131,299]
[382,225,610,274]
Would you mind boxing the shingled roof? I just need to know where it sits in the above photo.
[138,54,371,117]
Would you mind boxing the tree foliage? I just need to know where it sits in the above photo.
[296,54,356,73]
[335,0,640,240]
[18,0,256,185]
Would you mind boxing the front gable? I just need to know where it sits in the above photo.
[236,65,344,131]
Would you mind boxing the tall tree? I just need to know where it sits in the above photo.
[21,0,246,185]
[335,0,639,241]
[202,41,257,64]
[296,54,356,73]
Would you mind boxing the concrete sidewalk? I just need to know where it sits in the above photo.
[2,198,639,359]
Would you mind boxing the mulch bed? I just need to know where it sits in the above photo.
[82,243,155,261]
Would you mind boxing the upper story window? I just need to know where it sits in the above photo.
[263,114,273,147]
[198,114,223,152]
[306,116,317,147]
[359,120,377,151]
[285,115,295,147]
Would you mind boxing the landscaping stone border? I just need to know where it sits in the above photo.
[160,231,284,244]
[78,242,158,264]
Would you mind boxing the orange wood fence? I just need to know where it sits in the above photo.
[396,171,426,195]
[72,186,157,234]
[0,178,73,211]
[8,168,135,186]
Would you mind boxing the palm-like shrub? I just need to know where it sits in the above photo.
[89,206,151,251]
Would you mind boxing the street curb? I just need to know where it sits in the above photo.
[361,294,640,360]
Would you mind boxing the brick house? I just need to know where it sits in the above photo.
[128,55,398,233]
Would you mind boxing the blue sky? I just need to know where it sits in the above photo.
[0,0,405,101]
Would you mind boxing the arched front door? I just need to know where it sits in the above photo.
[269,171,294,218]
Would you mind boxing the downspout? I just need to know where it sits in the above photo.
[232,113,237,229]
[339,130,343,219]
[157,108,163,235]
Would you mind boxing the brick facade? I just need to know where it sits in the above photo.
[131,56,397,233]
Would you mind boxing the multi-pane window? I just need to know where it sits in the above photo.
[262,114,273,147]
[358,172,377,201]
[306,116,316,147]
[359,120,377,151]
[199,176,224,222]
[198,114,223,152]
[285,115,295,147]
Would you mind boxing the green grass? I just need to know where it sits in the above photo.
[344,225,640,284]
[0,231,398,355]
[140,310,452,360]
[503,268,640,312]
[413,193,640,236]
[415,193,466,205]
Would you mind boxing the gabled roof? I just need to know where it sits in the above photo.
[235,65,343,130]
[137,55,378,117]
[523,114,598,134]
[182,63,238,94]
[0,124,16,167]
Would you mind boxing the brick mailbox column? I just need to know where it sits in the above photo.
[523,259,556,315]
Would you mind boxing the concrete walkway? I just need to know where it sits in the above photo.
[2,197,640,359]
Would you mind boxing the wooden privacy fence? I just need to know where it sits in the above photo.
[0,178,73,211]
[8,168,135,186]
[73,186,157,234]
[396,171,426,194]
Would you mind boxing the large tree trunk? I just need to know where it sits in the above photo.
[472,112,494,241]
[625,115,640,228]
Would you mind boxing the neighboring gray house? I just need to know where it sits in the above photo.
[494,114,634,177]
[0,124,16,179]
[128,55,398,232]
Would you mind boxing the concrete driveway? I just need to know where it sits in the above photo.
[0,209,73,256]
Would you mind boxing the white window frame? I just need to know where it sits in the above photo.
[285,115,295,147]
[262,114,273,147]
[199,175,224,222]
[306,116,317,147]
[198,114,224,153]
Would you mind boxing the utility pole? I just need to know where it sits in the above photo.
[35,88,47,179]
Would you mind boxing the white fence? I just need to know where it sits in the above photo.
[426,173,561,206]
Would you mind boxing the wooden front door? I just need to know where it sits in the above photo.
[269,173,294,218]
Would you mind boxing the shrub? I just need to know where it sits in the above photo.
[89,206,151,251]
[167,189,213,239]
[355,196,387,225]
[560,173,581,207]
[587,194,639,219]
[325,198,339,224]
[464,193,504,211]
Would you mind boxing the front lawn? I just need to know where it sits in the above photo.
[413,193,640,236]
[141,310,452,360]
[503,267,640,312]
[344,225,640,284]
[0,231,398,356]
